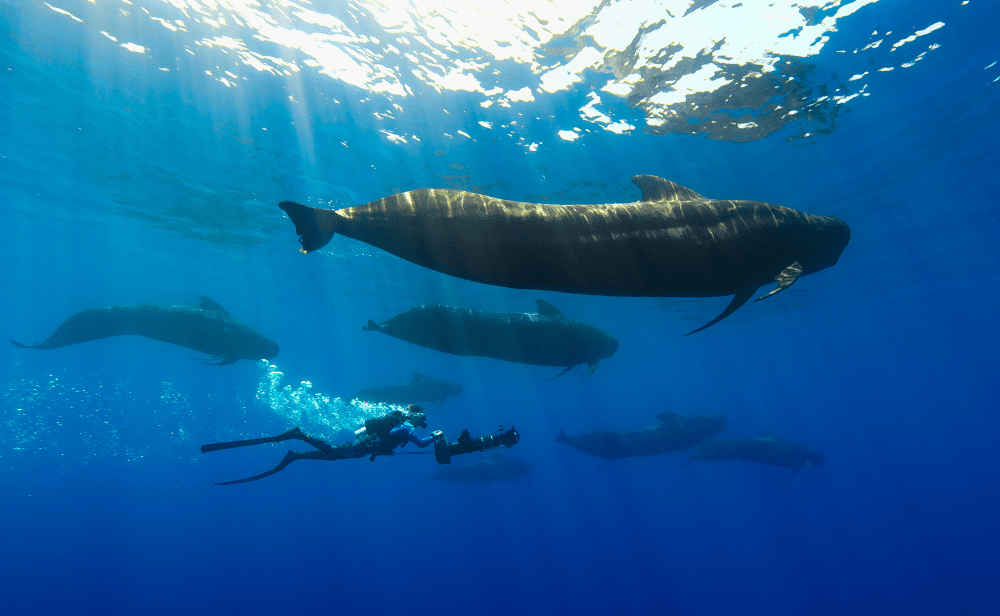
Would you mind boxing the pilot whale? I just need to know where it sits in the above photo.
[11,297,279,365]
[351,372,463,407]
[430,454,535,483]
[687,435,825,474]
[280,175,850,334]
[556,413,727,459]
[361,299,618,378]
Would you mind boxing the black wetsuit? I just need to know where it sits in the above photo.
[201,421,433,484]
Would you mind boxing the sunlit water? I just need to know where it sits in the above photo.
[2,1,999,615]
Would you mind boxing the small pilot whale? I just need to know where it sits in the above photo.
[280,175,849,334]
[430,453,535,483]
[555,413,727,459]
[361,299,618,378]
[351,372,463,407]
[686,435,825,474]
[11,297,279,365]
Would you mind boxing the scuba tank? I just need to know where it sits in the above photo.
[354,405,426,440]
[354,410,404,441]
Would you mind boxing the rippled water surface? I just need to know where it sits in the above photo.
[2,1,999,615]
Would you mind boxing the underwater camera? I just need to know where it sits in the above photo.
[432,424,520,465]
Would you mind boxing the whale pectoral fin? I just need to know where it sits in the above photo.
[197,356,239,366]
[547,366,576,380]
[684,287,758,336]
[534,299,565,318]
[582,360,600,376]
[754,262,803,302]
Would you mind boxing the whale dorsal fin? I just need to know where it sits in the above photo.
[535,299,564,317]
[199,297,231,316]
[632,175,708,202]
[656,412,681,425]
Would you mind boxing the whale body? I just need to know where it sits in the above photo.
[351,372,463,407]
[430,454,535,483]
[362,299,618,378]
[556,413,727,459]
[688,435,825,473]
[11,297,279,365]
[280,175,850,333]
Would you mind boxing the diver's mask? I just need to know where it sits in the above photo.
[406,404,427,429]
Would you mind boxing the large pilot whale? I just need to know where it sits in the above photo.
[279,175,850,334]
[361,299,618,378]
[11,297,279,365]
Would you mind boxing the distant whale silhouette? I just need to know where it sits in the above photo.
[361,299,618,378]
[430,453,535,483]
[279,175,850,334]
[11,297,279,365]
[351,372,463,407]
[687,435,825,474]
[555,413,727,459]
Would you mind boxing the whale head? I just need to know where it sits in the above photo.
[800,217,851,274]
[244,336,279,361]
[595,332,619,360]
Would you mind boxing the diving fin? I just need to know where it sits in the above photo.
[201,427,333,454]
[214,449,303,485]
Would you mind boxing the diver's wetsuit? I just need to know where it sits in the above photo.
[201,419,434,485]
[389,421,436,449]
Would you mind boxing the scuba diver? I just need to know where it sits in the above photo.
[201,405,519,485]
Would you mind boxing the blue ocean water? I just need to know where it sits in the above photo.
[2,1,998,615]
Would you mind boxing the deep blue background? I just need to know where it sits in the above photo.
[2,2,998,615]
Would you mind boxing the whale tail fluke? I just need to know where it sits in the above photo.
[555,429,568,443]
[279,201,340,253]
